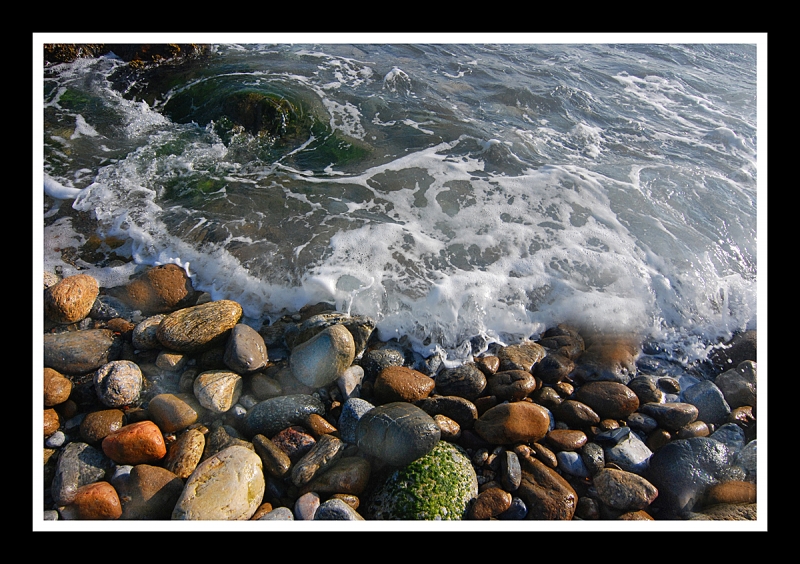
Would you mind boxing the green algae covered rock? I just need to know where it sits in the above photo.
[364,441,478,520]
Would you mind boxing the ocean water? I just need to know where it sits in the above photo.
[39,38,762,367]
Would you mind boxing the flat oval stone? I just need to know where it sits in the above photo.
[474,401,550,445]
[44,273,99,324]
[593,467,659,511]
[147,393,205,433]
[356,402,441,467]
[224,323,269,374]
[374,366,435,404]
[468,487,513,520]
[574,381,639,420]
[94,360,143,408]
[172,445,265,520]
[300,456,372,496]
[251,434,293,479]
[628,376,664,404]
[434,364,487,400]
[545,429,588,451]
[244,394,326,438]
[488,370,538,401]
[157,300,243,353]
[639,402,699,431]
[163,428,205,479]
[290,324,355,388]
[193,369,242,414]
[101,420,167,465]
[554,399,601,428]
[415,395,478,429]
[79,409,125,443]
[44,329,123,375]
[290,434,346,487]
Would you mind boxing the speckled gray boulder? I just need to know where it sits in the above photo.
[51,441,114,506]
[290,324,355,388]
[243,394,326,438]
[356,402,441,467]
[646,436,734,517]
[94,360,143,408]
[224,323,268,374]
[172,445,264,520]
[364,440,478,520]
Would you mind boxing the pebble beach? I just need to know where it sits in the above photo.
[38,254,759,529]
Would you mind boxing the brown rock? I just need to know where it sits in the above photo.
[474,401,550,444]
[554,399,601,428]
[516,453,577,520]
[44,408,60,437]
[575,381,639,420]
[272,426,316,463]
[571,334,639,384]
[592,467,659,511]
[115,464,184,519]
[468,487,513,520]
[163,428,206,479]
[618,510,654,520]
[475,355,500,376]
[704,480,756,506]
[374,366,435,404]
[299,456,371,496]
[545,429,588,451]
[60,481,122,520]
[44,273,99,324]
[415,395,479,429]
[305,413,338,438]
[156,299,243,353]
[147,393,205,433]
[44,329,122,374]
[79,409,125,443]
[496,342,546,372]
[252,434,292,479]
[101,420,167,465]
[111,264,197,315]
[487,370,538,401]
[43,367,72,406]
[434,414,461,441]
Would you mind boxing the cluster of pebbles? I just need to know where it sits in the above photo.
[40,264,758,525]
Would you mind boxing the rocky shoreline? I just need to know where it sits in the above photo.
[40,263,758,527]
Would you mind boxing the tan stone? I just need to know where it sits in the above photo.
[374,365,435,403]
[44,274,99,324]
[43,367,72,406]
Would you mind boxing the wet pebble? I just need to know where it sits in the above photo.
[51,441,114,506]
[593,467,659,511]
[94,360,143,408]
[435,363,487,400]
[356,402,441,467]
[147,393,205,433]
[224,323,269,374]
[43,368,72,406]
[163,428,205,479]
[101,420,167,465]
[244,394,325,438]
[157,299,243,353]
[487,370,538,401]
[290,324,355,388]
[474,401,550,445]
[193,369,242,414]
[44,329,123,375]
[374,365,435,403]
[59,481,121,520]
[574,380,639,420]
[112,464,184,520]
[79,409,125,443]
[415,395,478,429]
[44,274,99,325]
[639,402,699,432]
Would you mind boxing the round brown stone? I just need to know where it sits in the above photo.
[44,408,60,438]
[44,273,99,324]
[112,264,197,315]
[488,370,538,401]
[101,420,167,465]
[115,464,184,520]
[468,487,513,520]
[44,367,72,407]
[80,409,125,443]
[704,480,756,505]
[60,481,122,520]
[147,393,205,433]
[474,401,550,444]
[374,366,435,404]
[575,381,640,420]
[545,429,588,451]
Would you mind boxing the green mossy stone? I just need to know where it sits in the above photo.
[364,441,478,520]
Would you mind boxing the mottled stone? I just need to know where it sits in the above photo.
[574,381,639,420]
[580,441,605,475]
[435,364,487,400]
[193,370,242,414]
[79,409,125,443]
[110,263,197,315]
[102,420,167,465]
[44,329,122,374]
[44,274,99,324]
[496,342,546,372]
[356,402,441,467]
[294,491,321,520]
[224,323,269,374]
[51,442,115,506]
[290,324,355,388]
[271,426,316,463]
[59,481,121,520]
[315,497,365,520]
[499,450,522,491]
[43,367,72,407]
[163,428,205,479]
[516,452,577,520]
[475,355,500,376]
[300,455,372,496]
[593,467,659,511]
[434,414,461,441]
[94,360,143,408]
[488,370,538,402]
[44,408,61,438]
[709,330,756,371]
[172,445,265,520]
[359,347,405,380]
[374,366,435,404]
[291,434,346,487]
[365,441,477,520]
[132,315,167,350]
[338,397,376,444]
[686,503,757,521]
[474,401,550,445]
[147,393,205,433]
[114,464,184,519]
[537,324,585,359]
[157,300,243,353]
[259,506,294,520]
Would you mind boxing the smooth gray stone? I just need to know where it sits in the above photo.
[244,394,325,438]
[356,402,441,467]
[715,360,756,409]
[603,430,652,475]
[224,323,269,374]
[259,506,294,520]
[556,450,590,478]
